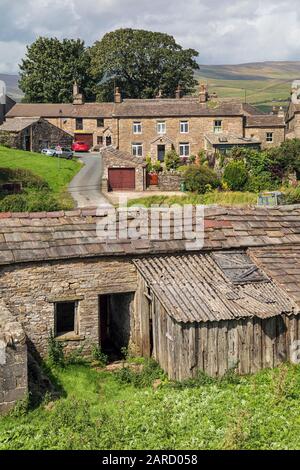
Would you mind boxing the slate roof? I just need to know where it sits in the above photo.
[133,253,298,323]
[205,133,261,146]
[0,117,40,132]
[245,115,285,127]
[0,205,300,265]
[101,147,147,166]
[6,98,251,120]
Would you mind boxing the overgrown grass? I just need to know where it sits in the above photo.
[0,146,82,211]
[1,362,300,449]
[127,191,258,208]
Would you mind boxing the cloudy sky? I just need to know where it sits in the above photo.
[0,0,300,73]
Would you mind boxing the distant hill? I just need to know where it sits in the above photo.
[197,61,300,112]
[1,61,300,111]
[0,74,23,102]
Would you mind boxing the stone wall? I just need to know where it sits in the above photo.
[157,172,184,191]
[0,301,27,415]
[118,116,244,158]
[244,126,285,149]
[0,257,138,357]
[0,130,19,148]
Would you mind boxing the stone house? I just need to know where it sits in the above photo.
[0,117,73,152]
[2,205,300,412]
[5,84,286,158]
[101,147,147,191]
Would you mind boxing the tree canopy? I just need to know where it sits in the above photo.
[19,37,95,103]
[90,29,199,101]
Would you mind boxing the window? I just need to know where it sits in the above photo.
[106,136,112,146]
[97,136,103,145]
[132,143,143,157]
[179,143,190,157]
[266,132,273,143]
[133,122,142,134]
[54,301,78,337]
[180,121,189,133]
[157,121,166,134]
[214,120,222,133]
[97,118,104,127]
[76,118,83,130]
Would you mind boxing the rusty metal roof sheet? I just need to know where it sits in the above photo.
[133,253,299,323]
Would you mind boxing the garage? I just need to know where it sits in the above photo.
[74,133,93,147]
[108,168,136,191]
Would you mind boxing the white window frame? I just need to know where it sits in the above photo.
[157,121,166,134]
[214,120,222,134]
[180,121,189,133]
[266,132,274,143]
[179,143,190,157]
[133,121,142,134]
[132,143,143,157]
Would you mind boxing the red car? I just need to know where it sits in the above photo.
[72,141,90,152]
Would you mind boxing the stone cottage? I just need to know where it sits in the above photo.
[0,117,73,152]
[5,83,286,158]
[1,205,300,412]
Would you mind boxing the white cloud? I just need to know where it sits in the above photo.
[0,0,300,73]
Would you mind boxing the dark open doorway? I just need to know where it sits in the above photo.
[99,292,134,358]
[157,145,165,162]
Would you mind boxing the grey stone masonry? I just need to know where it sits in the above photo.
[158,171,184,191]
[0,301,27,415]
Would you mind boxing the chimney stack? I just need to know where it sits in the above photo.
[114,87,122,103]
[73,81,84,105]
[278,106,285,119]
[175,84,183,99]
[199,83,208,103]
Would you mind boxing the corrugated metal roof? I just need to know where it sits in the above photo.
[133,253,299,323]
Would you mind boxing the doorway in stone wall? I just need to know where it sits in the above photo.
[99,292,134,359]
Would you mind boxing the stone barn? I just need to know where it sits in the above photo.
[0,117,73,152]
[1,205,300,411]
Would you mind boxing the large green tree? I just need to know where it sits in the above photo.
[19,37,95,103]
[90,29,199,101]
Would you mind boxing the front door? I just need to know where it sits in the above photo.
[157,145,165,162]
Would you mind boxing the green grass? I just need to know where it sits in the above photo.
[0,146,82,210]
[127,191,257,208]
[1,362,300,449]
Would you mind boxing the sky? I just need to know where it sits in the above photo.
[0,0,300,73]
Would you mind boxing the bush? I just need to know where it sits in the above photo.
[183,165,220,194]
[47,330,65,367]
[245,172,279,192]
[283,185,300,204]
[0,190,61,212]
[91,345,108,367]
[0,194,28,212]
[114,358,165,388]
[164,150,181,171]
[223,160,249,191]
[0,167,49,189]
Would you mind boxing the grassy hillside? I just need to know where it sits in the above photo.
[1,361,300,450]
[197,61,300,112]
[0,146,81,211]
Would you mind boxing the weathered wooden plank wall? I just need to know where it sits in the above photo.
[150,301,300,380]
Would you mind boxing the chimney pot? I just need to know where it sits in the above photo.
[114,87,122,103]
[73,81,84,105]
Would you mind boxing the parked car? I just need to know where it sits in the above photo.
[41,147,73,159]
[72,141,90,152]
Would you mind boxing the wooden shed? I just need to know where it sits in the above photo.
[134,251,300,380]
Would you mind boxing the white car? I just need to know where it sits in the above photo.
[41,147,56,156]
[41,147,73,159]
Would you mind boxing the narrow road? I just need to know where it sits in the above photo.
[68,153,112,208]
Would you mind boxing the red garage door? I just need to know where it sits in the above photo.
[75,133,93,147]
[108,168,135,191]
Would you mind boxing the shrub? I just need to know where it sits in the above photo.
[91,345,108,367]
[245,172,279,192]
[223,160,249,191]
[0,167,49,189]
[183,165,220,194]
[47,330,65,367]
[0,194,28,212]
[114,358,165,388]
[283,185,300,204]
[164,150,181,171]
[152,160,162,173]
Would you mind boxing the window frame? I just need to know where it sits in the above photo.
[179,142,190,157]
[54,301,79,338]
[157,121,166,134]
[133,121,142,134]
[97,118,104,128]
[180,120,189,134]
[213,119,222,134]
[266,132,274,143]
[132,142,143,157]
[75,118,83,130]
